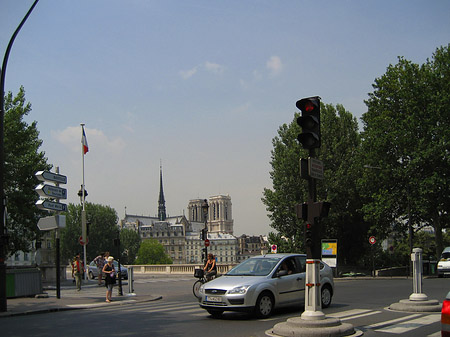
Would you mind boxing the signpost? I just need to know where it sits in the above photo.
[35,199,67,212]
[35,184,67,199]
[35,170,67,184]
[35,168,67,299]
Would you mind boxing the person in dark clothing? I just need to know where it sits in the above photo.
[203,253,217,281]
[102,256,116,302]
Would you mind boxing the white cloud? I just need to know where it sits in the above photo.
[266,55,283,76]
[52,126,125,155]
[180,61,225,79]
[179,66,198,79]
[205,61,224,74]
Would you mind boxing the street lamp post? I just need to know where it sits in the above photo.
[201,199,209,265]
[0,0,40,312]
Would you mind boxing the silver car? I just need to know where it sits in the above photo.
[88,260,128,280]
[198,253,334,318]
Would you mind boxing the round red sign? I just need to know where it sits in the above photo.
[369,236,376,245]
[79,236,89,246]
[204,239,210,247]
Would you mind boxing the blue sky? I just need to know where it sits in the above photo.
[1,1,449,236]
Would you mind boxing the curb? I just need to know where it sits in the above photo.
[0,295,163,318]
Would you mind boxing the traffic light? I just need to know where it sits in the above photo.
[296,96,321,149]
[201,228,208,240]
[295,202,308,221]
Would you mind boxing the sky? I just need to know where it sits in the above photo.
[1,1,449,236]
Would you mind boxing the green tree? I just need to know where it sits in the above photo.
[60,202,119,263]
[119,228,141,264]
[135,239,172,265]
[4,86,51,254]
[360,44,450,258]
[262,103,367,264]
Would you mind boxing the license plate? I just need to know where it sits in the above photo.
[206,296,222,302]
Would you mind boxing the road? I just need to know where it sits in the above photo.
[2,274,446,337]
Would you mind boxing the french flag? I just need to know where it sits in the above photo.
[82,127,89,155]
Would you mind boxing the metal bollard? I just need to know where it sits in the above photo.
[128,266,135,295]
[409,248,428,301]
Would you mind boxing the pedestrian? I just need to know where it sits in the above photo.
[93,252,105,285]
[73,253,85,291]
[203,253,217,281]
[102,256,116,302]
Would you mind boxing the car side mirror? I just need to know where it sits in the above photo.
[277,270,288,277]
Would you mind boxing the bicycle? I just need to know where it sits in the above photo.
[193,268,217,299]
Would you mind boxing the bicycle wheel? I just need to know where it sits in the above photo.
[193,279,204,299]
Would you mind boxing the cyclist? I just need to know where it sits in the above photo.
[203,253,217,281]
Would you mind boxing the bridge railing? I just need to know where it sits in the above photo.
[126,264,236,275]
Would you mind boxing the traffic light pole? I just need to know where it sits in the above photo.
[301,148,325,320]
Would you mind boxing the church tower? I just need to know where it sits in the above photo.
[158,164,167,221]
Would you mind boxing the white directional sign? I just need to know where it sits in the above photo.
[35,183,67,199]
[37,215,66,231]
[35,170,67,184]
[36,199,67,212]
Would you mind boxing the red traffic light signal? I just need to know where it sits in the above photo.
[296,96,321,149]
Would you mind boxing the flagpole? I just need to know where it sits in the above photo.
[80,123,87,280]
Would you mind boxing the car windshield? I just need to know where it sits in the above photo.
[226,257,281,276]
[442,252,450,260]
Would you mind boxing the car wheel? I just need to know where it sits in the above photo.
[321,284,332,308]
[88,271,95,280]
[254,292,274,318]
[207,309,224,318]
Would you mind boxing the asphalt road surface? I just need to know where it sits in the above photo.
[2,274,446,337]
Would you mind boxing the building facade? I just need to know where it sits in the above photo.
[121,195,238,264]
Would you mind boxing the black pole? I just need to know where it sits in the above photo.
[0,0,40,312]
[117,232,122,296]
[55,233,60,298]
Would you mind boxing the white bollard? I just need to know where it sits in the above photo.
[409,248,428,301]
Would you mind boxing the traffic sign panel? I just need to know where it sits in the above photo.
[37,215,66,231]
[35,170,67,184]
[36,199,67,212]
[309,157,324,180]
[35,183,67,199]
[369,236,376,245]
[79,236,89,246]
[204,239,210,247]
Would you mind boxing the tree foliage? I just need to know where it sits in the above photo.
[360,44,450,258]
[135,239,172,265]
[4,86,51,255]
[60,202,119,263]
[263,103,367,264]
[119,228,141,265]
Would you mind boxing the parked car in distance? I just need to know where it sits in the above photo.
[438,247,450,278]
[198,253,334,318]
[88,260,128,280]
[442,290,450,337]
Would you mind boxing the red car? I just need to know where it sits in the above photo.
[443,291,450,337]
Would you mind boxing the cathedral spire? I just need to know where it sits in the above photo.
[158,162,167,221]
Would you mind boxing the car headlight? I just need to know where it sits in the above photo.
[228,285,250,295]
[199,284,205,294]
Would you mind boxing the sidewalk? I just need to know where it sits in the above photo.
[0,279,162,318]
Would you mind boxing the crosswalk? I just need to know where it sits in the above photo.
[92,301,442,336]
[134,277,193,284]
[328,308,441,336]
